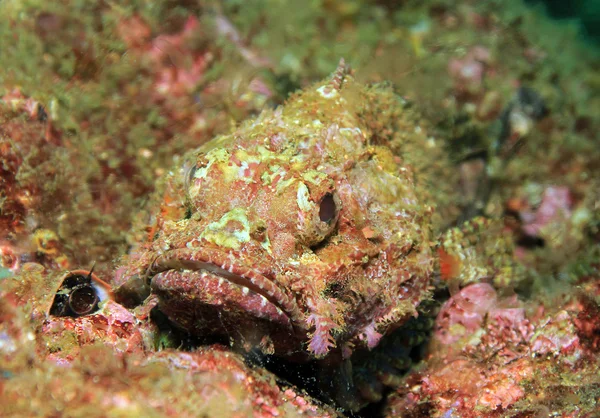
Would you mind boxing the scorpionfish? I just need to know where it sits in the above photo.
[117,61,459,362]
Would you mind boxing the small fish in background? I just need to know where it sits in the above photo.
[458,86,548,222]
[495,86,548,158]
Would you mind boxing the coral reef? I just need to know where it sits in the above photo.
[385,276,600,417]
[0,0,599,416]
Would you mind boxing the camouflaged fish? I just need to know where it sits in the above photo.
[117,60,458,361]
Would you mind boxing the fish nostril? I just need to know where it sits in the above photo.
[184,163,198,191]
[318,193,337,224]
[251,225,268,242]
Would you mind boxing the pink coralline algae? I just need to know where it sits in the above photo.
[434,283,522,345]
[117,15,206,97]
[115,13,273,143]
[386,281,600,417]
[520,185,573,237]
[150,17,209,97]
[118,14,273,101]
[448,46,492,97]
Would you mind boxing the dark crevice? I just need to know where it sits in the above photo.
[309,234,334,253]
[151,304,436,417]
[516,234,546,249]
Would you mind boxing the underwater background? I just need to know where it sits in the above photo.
[527,0,600,44]
[1,0,599,417]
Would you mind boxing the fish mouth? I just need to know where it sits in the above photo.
[146,248,305,334]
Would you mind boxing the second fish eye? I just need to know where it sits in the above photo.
[319,193,337,224]
[49,269,111,318]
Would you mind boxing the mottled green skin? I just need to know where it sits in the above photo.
[121,65,456,360]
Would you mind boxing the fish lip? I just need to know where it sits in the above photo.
[146,248,306,332]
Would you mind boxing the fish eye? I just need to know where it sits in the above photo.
[319,193,337,224]
[50,269,111,317]
[68,285,99,316]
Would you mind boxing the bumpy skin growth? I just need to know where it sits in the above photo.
[119,62,455,360]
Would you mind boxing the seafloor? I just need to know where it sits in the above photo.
[0,0,599,417]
